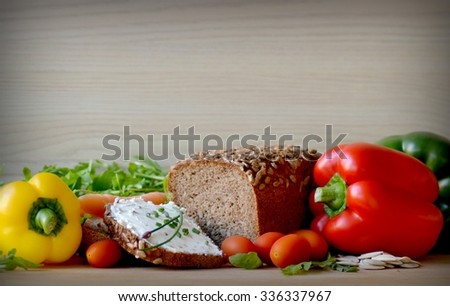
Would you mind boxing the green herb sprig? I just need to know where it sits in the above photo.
[0,249,42,272]
[140,208,184,251]
[22,158,166,197]
[282,254,358,275]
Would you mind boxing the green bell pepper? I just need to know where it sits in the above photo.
[378,131,450,253]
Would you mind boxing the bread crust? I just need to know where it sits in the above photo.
[79,216,111,252]
[103,205,225,269]
[168,145,320,244]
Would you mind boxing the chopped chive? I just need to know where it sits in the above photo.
[182,228,189,236]
[140,210,185,251]
[153,211,159,218]
[192,228,201,235]
[177,232,182,238]
[158,207,165,212]
[146,212,153,218]
[140,214,181,240]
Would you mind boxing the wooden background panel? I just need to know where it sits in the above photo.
[0,0,449,181]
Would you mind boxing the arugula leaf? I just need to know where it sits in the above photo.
[23,158,167,197]
[281,254,358,275]
[282,261,313,275]
[23,167,33,181]
[0,249,42,272]
[229,252,263,269]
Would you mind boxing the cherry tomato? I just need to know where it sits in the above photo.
[291,229,328,261]
[220,235,257,260]
[139,192,167,205]
[86,239,122,268]
[254,232,285,265]
[270,234,311,268]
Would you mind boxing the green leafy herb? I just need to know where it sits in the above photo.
[22,167,33,181]
[282,254,359,275]
[22,158,166,197]
[0,249,42,272]
[229,252,263,269]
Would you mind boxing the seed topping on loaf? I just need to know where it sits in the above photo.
[189,145,320,189]
[168,145,321,244]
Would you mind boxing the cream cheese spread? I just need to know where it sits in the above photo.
[110,198,222,256]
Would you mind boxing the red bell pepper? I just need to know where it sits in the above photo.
[310,142,443,259]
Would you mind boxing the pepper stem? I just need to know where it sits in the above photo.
[314,173,347,217]
[35,208,57,235]
[28,197,68,237]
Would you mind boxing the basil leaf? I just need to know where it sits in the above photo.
[281,261,312,275]
[281,254,359,275]
[229,252,262,269]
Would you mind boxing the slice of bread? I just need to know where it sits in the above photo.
[167,145,320,245]
[103,198,224,268]
[79,216,111,252]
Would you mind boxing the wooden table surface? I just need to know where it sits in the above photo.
[1,254,449,286]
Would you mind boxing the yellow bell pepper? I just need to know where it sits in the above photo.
[0,172,82,263]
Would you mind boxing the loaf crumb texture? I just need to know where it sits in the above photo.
[168,146,320,244]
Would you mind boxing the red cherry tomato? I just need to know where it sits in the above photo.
[220,235,257,260]
[254,232,285,265]
[291,229,328,261]
[86,239,122,268]
[270,234,311,268]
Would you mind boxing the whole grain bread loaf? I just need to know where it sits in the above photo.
[103,198,224,268]
[167,145,320,245]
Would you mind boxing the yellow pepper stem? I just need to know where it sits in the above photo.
[34,208,57,235]
[28,197,68,237]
